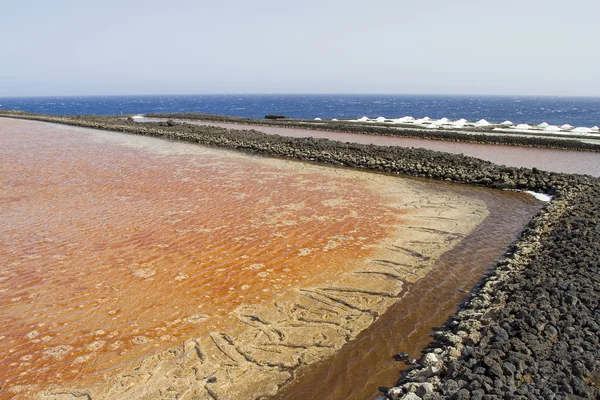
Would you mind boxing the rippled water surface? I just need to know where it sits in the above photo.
[0,119,545,399]
[1,94,598,126]
[0,119,404,394]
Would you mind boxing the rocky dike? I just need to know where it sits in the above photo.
[1,112,599,399]
[145,112,600,152]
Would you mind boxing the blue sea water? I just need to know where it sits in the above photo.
[0,94,599,127]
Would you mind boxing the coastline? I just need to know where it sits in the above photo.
[1,113,599,399]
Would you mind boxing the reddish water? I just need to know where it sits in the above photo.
[177,120,600,177]
[0,119,403,396]
[0,118,544,400]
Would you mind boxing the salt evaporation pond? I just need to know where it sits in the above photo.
[0,119,541,399]
[163,119,600,177]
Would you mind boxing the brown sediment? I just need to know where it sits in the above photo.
[1,119,489,399]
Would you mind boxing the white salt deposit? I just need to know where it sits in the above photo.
[572,127,593,134]
[514,124,530,130]
[332,118,338,121]
[422,117,431,122]
[560,124,573,130]
[592,126,600,131]
[475,119,490,126]
[524,191,553,202]
[501,121,513,126]
[544,125,561,131]
[358,116,369,122]
[538,122,549,128]
[375,117,386,122]
[314,118,322,121]
[132,115,145,119]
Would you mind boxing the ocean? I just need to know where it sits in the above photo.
[0,94,599,127]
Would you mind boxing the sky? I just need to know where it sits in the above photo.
[1,0,599,97]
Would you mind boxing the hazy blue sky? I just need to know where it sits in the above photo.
[1,0,599,96]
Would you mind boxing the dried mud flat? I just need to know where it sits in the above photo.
[0,118,488,399]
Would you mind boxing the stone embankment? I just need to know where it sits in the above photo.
[146,112,600,152]
[1,112,599,399]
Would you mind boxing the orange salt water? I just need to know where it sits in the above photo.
[0,119,402,394]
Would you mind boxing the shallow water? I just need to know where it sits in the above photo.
[275,184,542,400]
[175,120,600,177]
[0,119,403,394]
[1,119,542,399]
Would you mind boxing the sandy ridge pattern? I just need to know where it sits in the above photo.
[53,184,486,400]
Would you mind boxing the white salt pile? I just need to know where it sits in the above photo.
[501,121,513,126]
[514,124,531,130]
[475,119,490,126]
[572,127,593,134]
[560,124,573,130]
[538,122,549,128]
[544,125,561,131]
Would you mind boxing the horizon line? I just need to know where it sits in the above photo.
[2,92,600,100]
